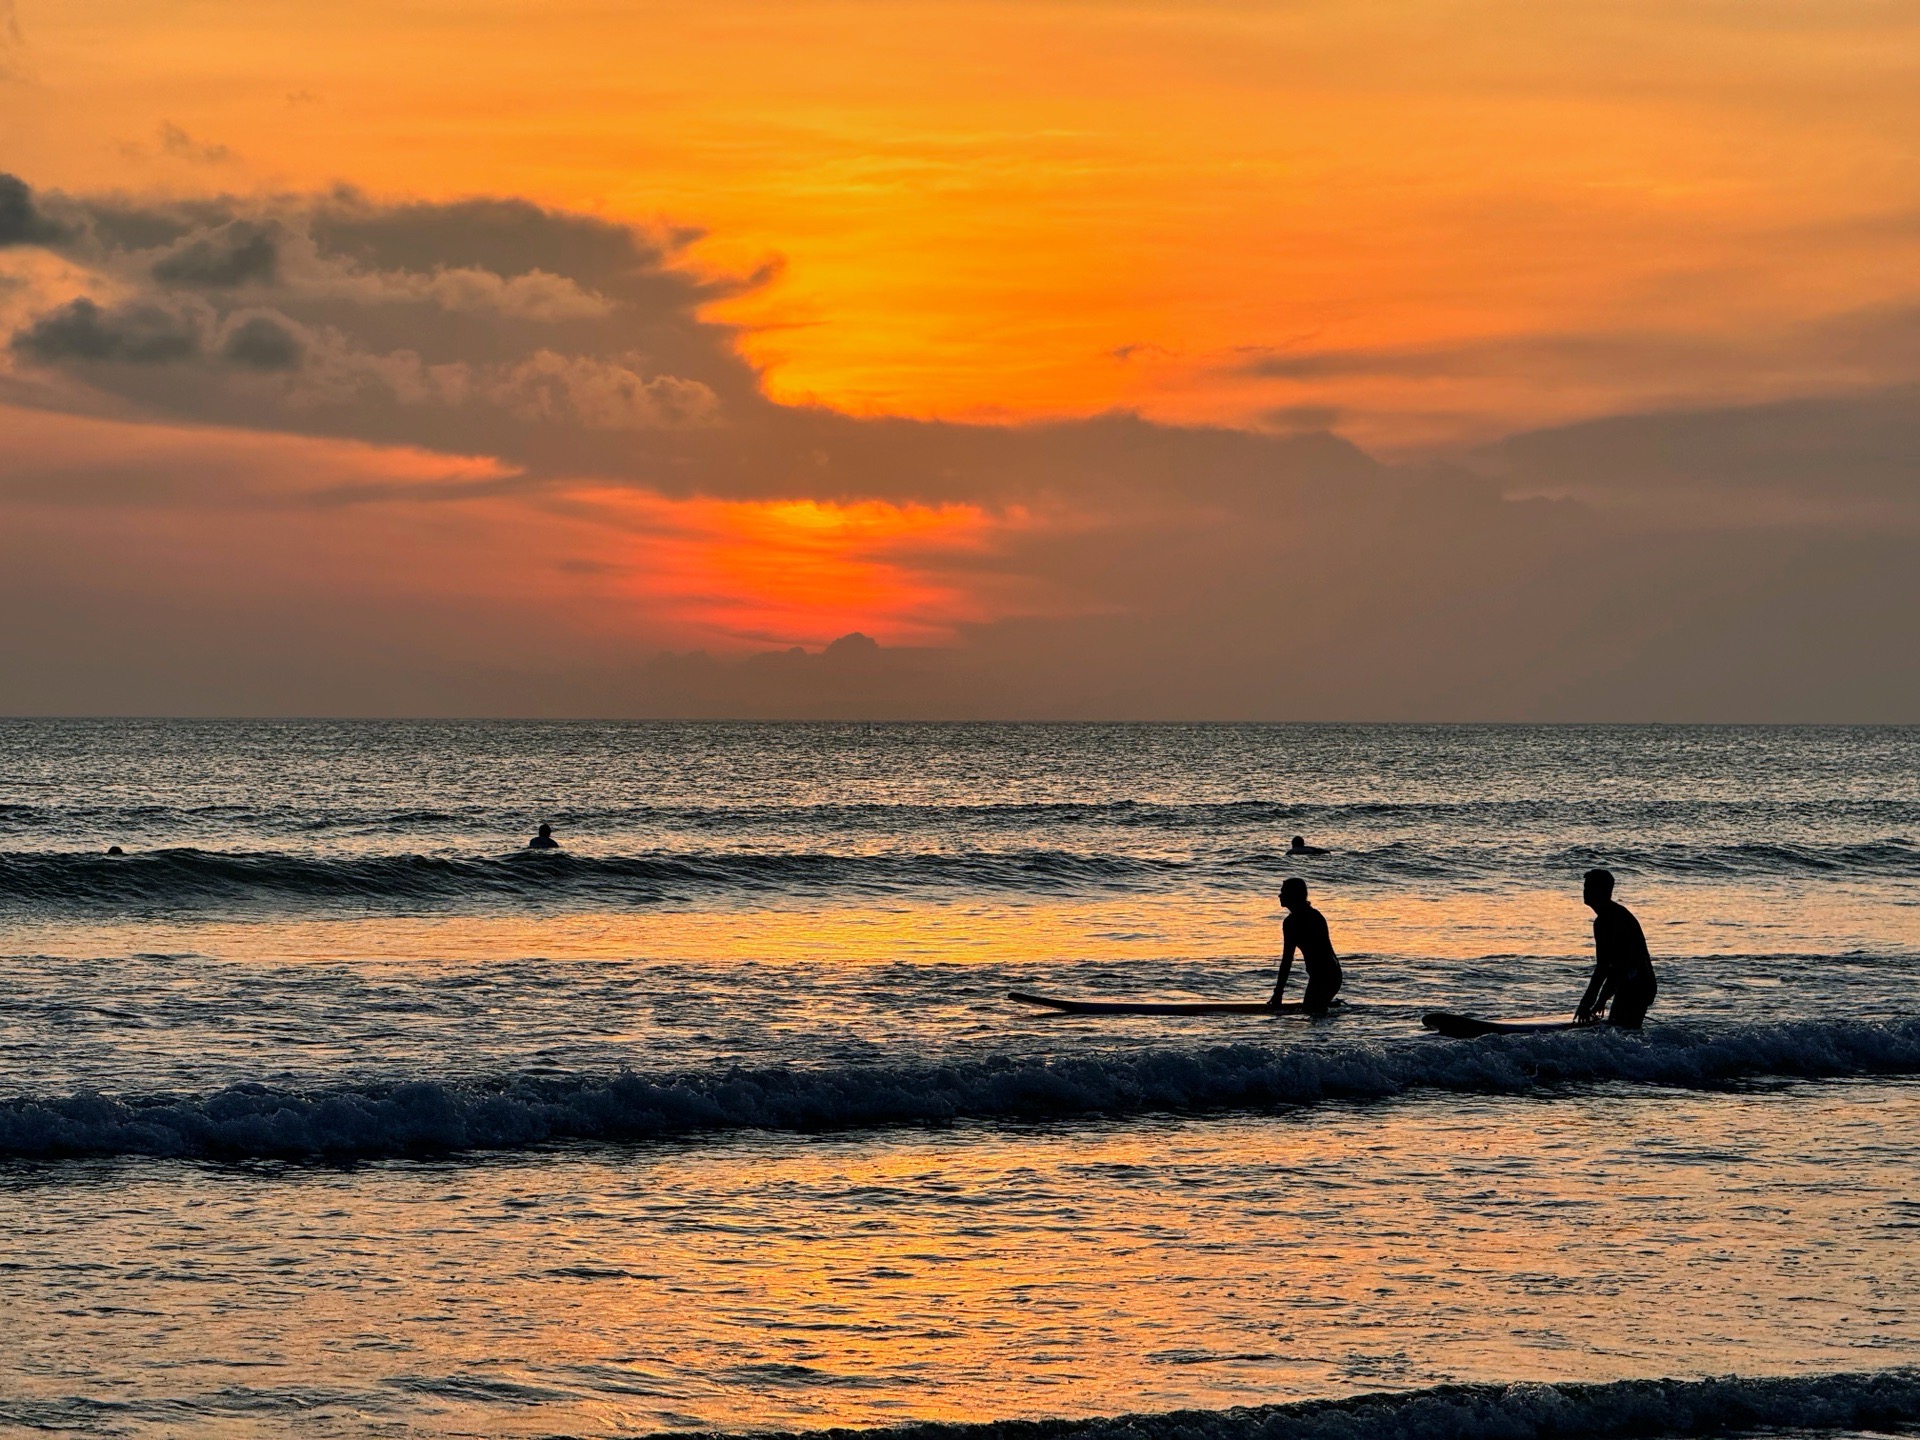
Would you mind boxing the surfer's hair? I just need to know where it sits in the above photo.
[1584,868,1615,896]
[1280,876,1307,901]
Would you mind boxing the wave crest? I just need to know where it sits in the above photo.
[0,847,1171,910]
[4,834,1914,911]
[778,1368,1920,1440]
[4,1016,1917,1161]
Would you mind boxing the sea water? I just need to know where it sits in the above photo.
[1,722,1916,1438]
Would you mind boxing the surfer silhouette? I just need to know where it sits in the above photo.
[1575,868,1657,1028]
[527,823,560,850]
[1288,835,1328,855]
[1271,876,1342,1014]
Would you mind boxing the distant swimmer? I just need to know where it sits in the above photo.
[106,845,124,856]
[1575,868,1657,1029]
[1271,876,1343,1014]
[1288,835,1328,856]
[527,823,560,850]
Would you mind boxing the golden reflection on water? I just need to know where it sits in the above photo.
[20,877,1910,971]
[5,1084,1917,1434]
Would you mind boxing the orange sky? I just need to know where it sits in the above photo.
[9,1,1920,448]
[4,1,1920,709]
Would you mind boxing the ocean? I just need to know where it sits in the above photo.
[1,720,1917,1439]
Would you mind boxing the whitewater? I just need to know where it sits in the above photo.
[2,720,1916,1439]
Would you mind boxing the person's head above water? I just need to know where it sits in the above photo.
[537,824,552,838]
[1583,868,1615,907]
[1290,835,1307,849]
[1280,876,1309,909]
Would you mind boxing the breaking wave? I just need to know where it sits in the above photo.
[0,846,1176,910]
[4,833,1916,911]
[4,1015,1917,1161]
[757,1368,1920,1440]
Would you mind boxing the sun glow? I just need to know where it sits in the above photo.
[577,490,1024,647]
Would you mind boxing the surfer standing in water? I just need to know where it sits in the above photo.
[1271,876,1343,1014]
[1575,868,1657,1028]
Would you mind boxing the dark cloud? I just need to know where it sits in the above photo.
[74,202,199,253]
[1239,344,1431,380]
[1237,306,1920,406]
[308,193,671,288]
[1477,387,1920,501]
[2,176,767,475]
[0,172,69,247]
[152,221,278,288]
[220,313,304,371]
[1235,331,1735,382]
[1262,404,1344,433]
[10,297,201,365]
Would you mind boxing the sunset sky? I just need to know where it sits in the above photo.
[4,0,1919,718]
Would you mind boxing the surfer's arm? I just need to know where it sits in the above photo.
[1270,938,1297,1004]
[1574,963,1609,1023]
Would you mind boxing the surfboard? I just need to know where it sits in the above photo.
[1421,1011,1589,1038]
[1008,990,1317,1016]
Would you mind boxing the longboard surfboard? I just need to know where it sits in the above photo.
[1421,1011,1590,1038]
[1009,990,1319,1016]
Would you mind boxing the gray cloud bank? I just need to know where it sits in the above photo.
[1,174,1916,720]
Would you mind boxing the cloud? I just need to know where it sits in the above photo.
[1262,404,1345,434]
[0,174,69,247]
[151,220,278,287]
[2,174,752,468]
[390,266,612,321]
[1475,387,1920,505]
[1237,331,1765,383]
[10,296,201,364]
[219,312,303,371]
[485,351,719,430]
[1237,306,1920,418]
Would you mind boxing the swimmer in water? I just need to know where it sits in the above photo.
[1288,835,1328,856]
[527,823,560,850]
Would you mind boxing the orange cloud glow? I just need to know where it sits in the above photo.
[10,2,1920,449]
[579,490,1026,647]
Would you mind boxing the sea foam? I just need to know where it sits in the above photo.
[3,1016,1917,1161]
